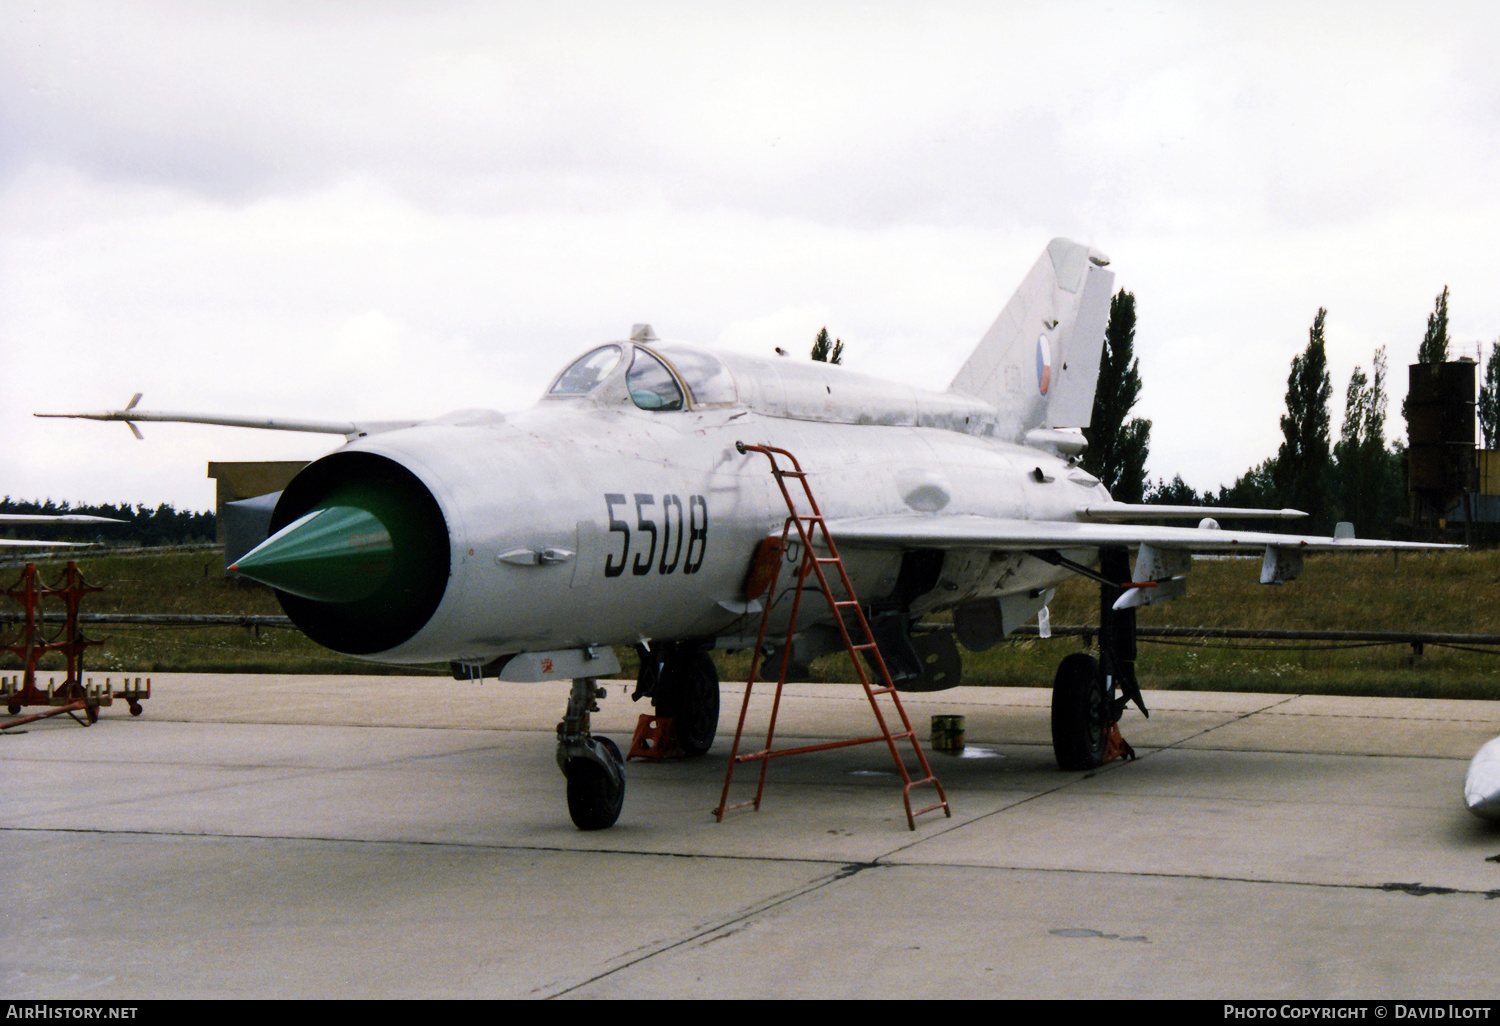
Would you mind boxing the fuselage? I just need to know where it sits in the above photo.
[247,337,1112,664]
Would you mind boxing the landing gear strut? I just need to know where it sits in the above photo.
[557,676,625,830]
[1049,547,1148,771]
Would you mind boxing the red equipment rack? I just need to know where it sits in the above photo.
[0,561,143,727]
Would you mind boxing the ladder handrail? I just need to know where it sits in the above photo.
[716,443,950,830]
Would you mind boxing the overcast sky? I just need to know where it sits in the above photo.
[5,1,1499,511]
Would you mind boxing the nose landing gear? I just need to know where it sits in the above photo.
[557,676,626,830]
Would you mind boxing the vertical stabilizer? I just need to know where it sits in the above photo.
[949,239,1114,445]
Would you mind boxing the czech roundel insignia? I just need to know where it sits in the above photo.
[1036,334,1051,395]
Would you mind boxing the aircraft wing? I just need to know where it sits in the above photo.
[823,513,1453,554]
[1076,502,1307,521]
[35,394,421,440]
[0,514,125,526]
[0,513,125,548]
[822,514,1456,608]
[0,539,89,548]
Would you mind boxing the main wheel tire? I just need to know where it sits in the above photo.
[654,650,720,757]
[565,738,625,831]
[1051,652,1108,771]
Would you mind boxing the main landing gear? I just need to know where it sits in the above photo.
[633,642,720,757]
[557,676,626,830]
[1049,547,1149,771]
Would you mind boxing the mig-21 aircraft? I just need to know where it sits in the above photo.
[41,239,1451,829]
[0,513,124,548]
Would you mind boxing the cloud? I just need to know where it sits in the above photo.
[6,1,1500,508]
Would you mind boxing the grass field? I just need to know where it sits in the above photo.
[0,548,393,678]
[4,546,1499,699]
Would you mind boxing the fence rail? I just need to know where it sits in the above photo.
[2,613,1497,654]
[929,622,1500,653]
[0,612,293,628]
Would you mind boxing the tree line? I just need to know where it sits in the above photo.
[0,498,216,547]
[1088,286,1499,539]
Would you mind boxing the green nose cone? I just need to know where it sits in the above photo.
[231,505,395,603]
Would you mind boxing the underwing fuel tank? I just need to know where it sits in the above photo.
[232,450,451,656]
[1465,736,1500,821]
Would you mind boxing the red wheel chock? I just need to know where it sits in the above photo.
[627,714,685,760]
[1104,722,1137,763]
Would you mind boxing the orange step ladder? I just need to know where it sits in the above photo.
[714,443,950,831]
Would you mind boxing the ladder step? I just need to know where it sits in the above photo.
[715,797,761,817]
[909,798,950,820]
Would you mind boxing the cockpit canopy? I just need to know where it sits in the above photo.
[547,345,623,397]
[544,326,999,437]
[625,347,684,411]
[547,337,739,412]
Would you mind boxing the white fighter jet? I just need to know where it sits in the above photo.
[0,513,125,548]
[40,239,1451,829]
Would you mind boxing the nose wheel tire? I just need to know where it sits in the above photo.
[565,736,625,830]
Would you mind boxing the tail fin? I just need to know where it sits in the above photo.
[949,238,1114,447]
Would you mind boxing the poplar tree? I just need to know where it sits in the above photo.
[1479,340,1500,450]
[1418,286,1451,364]
[1333,347,1399,537]
[1273,308,1334,529]
[1082,290,1151,503]
[1403,286,1452,429]
[810,327,844,364]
